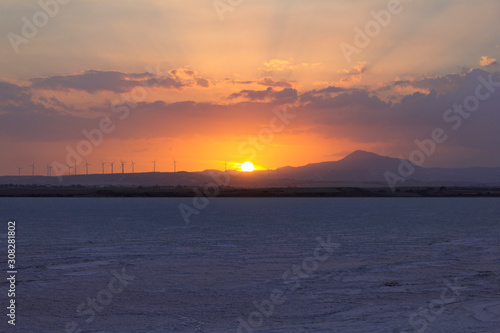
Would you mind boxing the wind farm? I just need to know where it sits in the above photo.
[2,151,500,194]
[4,155,186,179]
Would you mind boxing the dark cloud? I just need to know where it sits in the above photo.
[316,86,345,94]
[300,86,345,102]
[224,79,255,85]
[272,88,298,103]
[228,87,298,103]
[29,70,185,93]
[0,81,89,141]
[195,77,210,88]
[257,77,293,88]
[299,70,500,156]
[229,87,273,100]
[388,73,466,95]
[0,81,32,106]
[2,68,500,166]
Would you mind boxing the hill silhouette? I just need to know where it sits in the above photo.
[1,150,500,188]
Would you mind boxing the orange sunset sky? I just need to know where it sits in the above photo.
[1,0,500,175]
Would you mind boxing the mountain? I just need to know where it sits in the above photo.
[277,150,416,183]
[276,150,500,186]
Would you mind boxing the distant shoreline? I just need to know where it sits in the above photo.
[1,186,500,198]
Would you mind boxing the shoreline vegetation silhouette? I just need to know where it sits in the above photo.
[1,185,500,198]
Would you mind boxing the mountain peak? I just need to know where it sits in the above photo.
[341,150,383,162]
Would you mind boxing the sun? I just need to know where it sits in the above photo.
[241,161,255,172]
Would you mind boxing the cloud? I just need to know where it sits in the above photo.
[304,89,388,112]
[272,88,298,103]
[300,86,345,103]
[262,59,294,72]
[3,66,500,168]
[0,94,300,143]
[195,77,210,87]
[332,62,368,87]
[257,77,293,88]
[0,81,32,107]
[170,68,210,87]
[261,59,321,75]
[228,87,298,103]
[384,73,466,95]
[299,69,500,158]
[222,77,293,88]
[0,81,90,141]
[29,69,187,93]
[340,62,368,76]
[480,56,497,67]
[229,87,272,100]
[224,79,254,85]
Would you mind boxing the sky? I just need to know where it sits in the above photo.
[1,0,500,175]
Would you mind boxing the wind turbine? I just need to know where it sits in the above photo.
[46,164,52,177]
[73,162,78,176]
[85,161,90,175]
[16,166,22,177]
[169,148,177,173]
[67,165,72,176]
[131,160,135,174]
[30,163,35,176]
[109,161,115,174]
[100,161,106,174]
[152,160,156,173]
[120,160,126,174]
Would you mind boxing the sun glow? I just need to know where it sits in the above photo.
[241,161,254,172]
